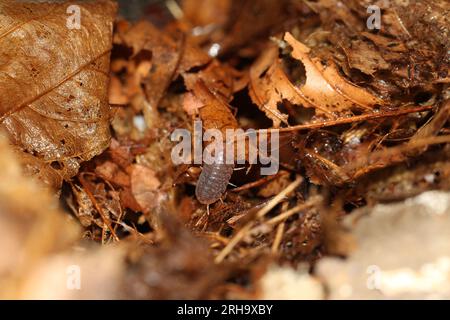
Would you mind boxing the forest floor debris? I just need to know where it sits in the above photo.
[0,0,449,299]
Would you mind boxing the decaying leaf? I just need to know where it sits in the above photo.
[0,0,117,189]
[131,164,161,214]
[193,80,238,132]
[249,45,290,127]
[284,32,384,113]
[250,32,385,127]
[305,0,449,100]
[111,19,213,128]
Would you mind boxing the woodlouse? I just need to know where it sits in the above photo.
[195,147,235,205]
[190,80,239,205]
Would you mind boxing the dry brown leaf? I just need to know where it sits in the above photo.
[218,0,289,55]
[95,160,130,188]
[284,32,384,115]
[114,20,212,127]
[249,33,385,127]
[0,0,117,189]
[183,60,236,101]
[108,75,130,105]
[249,45,290,127]
[131,164,161,214]
[345,40,390,75]
[192,80,238,132]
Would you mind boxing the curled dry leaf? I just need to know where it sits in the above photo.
[250,32,385,127]
[249,45,290,127]
[0,0,117,189]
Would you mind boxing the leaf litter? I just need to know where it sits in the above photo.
[0,0,449,299]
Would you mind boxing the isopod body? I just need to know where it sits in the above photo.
[195,148,235,205]
[191,80,238,204]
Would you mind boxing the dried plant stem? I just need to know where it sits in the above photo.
[231,171,289,192]
[244,197,321,251]
[79,174,119,241]
[256,176,303,218]
[229,105,433,143]
[196,231,230,245]
[271,222,285,254]
[276,105,433,132]
[347,134,450,173]
[215,176,302,263]
[267,198,320,226]
[214,223,253,263]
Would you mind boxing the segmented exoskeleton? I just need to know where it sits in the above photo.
[195,147,235,205]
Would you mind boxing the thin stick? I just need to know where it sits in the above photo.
[166,0,184,19]
[214,223,252,263]
[231,171,289,192]
[228,105,433,143]
[276,105,433,132]
[195,231,230,245]
[255,176,303,219]
[215,176,302,263]
[346,134,450,172]
[271,222,285,254]
[267,199,319,226]
[79,174,119,241]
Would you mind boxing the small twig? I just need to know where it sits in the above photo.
[214,224,253,263]
[166,0,184,19]
[195,231,230,245]
[215,176,302,263]
[271,201,289,254]
[82,171,124,236]
[276,105,433,132]
[255,176,303,219]
[266,198,320,226]
[346,134,450,172]
[79,173,119,242]
[393,9,411,38]
[228,105,433,142]
[231,171,289,192]
[244,197,320,248]
[271,222,285,254]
